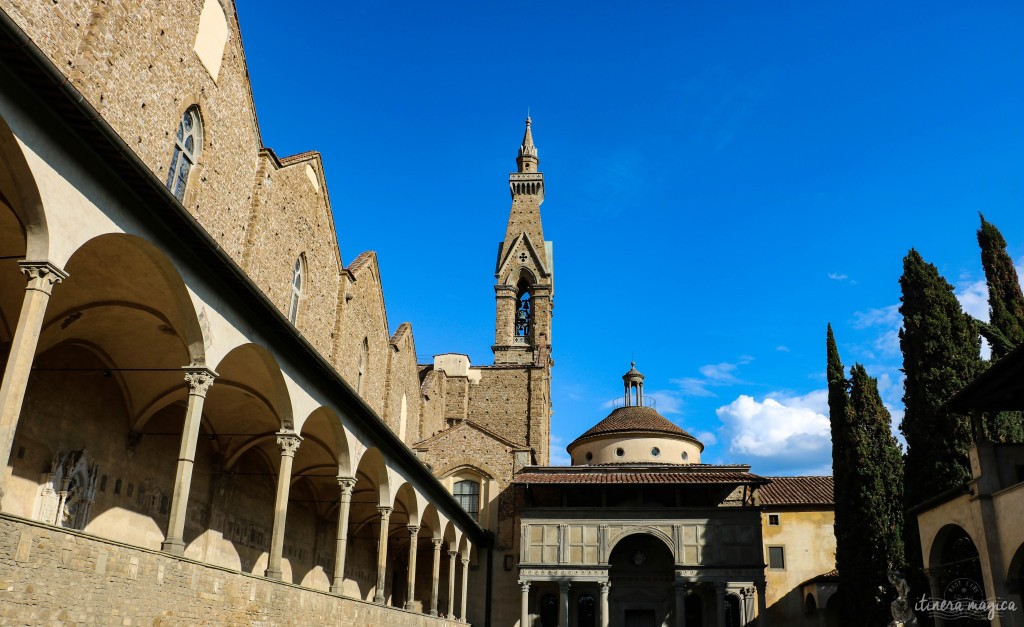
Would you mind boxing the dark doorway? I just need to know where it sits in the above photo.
[578,595,595,627]
[725,594,741,627]
[685,594,703,627]
[540,593,557,627]
[624,609,656,627]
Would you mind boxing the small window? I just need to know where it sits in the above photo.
[767,545,785,569]
[99,476,107,492]
[166,106,202,201]
[681,451,688,461]
[651,447,661,457]
[288,255,304,324]
[767,513,780,526]
[357,337,369,394]
[126,484,134,498]
[114,479,122,495]
[585,451,593,462]
[16,445,25,459]
[454,479,480,522]
[615,448,624,457]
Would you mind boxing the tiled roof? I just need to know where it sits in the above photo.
[803,569,839,585]
[514,464,769,486]
[569,406,702,448]
[759,476,834,506]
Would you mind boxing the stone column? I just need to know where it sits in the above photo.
[460,555,470,621]
[404,525,420,610]
[162,366,216,554]
[715,581,726,627]
[740,587,753,625]
[430,539,443,616]
[558,581,571,627]
[373,506,393,604]
[0,261,66,508]
[520,580,531,627]
[675,582,687,627]
[599,581,611,627]
[265,432,301,580]
[447,550,458,616]
[331,477,356,593]
[925,570,945,627]
[755,580,769,627]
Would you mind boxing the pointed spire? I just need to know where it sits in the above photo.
[519,116,537,158]
[516,116,539,174]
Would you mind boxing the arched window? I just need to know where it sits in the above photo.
[454,479,480,521]
[166,106,202,201]
[357,337,369,394]
[515,277,532,338]
[288,255,304,324]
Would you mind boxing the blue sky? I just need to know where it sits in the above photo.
[237,1,1024,475]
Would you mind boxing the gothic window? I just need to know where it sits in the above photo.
[166,106,202,201]
[357,337,369,394]
[288,255,304,324]
[515,278,532,338]
[454,479,480,521]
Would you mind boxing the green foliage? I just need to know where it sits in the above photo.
[899,248,979,508]
[828,328,905,626]
[976,215,1024,443]
[978,214,1024,358]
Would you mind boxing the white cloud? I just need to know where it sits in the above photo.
[715,390,832,475]
[828,272,848,281]
[776,345,790,352]
[549,434,571,466]
[672,358,752,398]
[956,278,989,322]
[852,304,900,330]
[695,430,718,446]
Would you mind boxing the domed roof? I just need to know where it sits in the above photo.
[568,405,704,451]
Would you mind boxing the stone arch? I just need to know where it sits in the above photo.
[605,527,676,563]
[927,523,986,600]
[212,343,293,432]
[0,111,48,259]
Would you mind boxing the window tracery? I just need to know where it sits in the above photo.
[166,107,202,201]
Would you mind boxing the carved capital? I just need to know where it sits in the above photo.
[337,476,356,498]
[519,580,531,593]
[182,367,217,397]
[19,260,67,294]
[432,538,445,550]
[376,505,393,521]
[599,580,611,592]
[447,549,458,559]
[407,525,420,537]
[461,557,470,566]
[275,432,302,457]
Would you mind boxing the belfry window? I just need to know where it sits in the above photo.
[515,278,532,338]
[454,479,480,521]
[288,255,304,324]
[166,106,202,201]
[357,337,369,394]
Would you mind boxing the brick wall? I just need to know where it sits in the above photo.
[336,254,390,416]
[0,514,464,626]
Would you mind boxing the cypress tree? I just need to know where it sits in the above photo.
[899,248,980,610]
[976,215,1024,443]
[845,364,905,626]
[899,248,979,505]
[826,325,854,624]
[977,214,1024,359]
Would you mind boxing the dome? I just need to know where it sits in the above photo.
[565,364,704,466]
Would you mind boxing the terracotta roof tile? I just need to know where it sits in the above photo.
[514,464,768,485]
[759,476,834,506]
[569,406,701,448]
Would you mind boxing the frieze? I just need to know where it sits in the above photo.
[519,567,609,579]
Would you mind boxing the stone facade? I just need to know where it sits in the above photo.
[0,514,462,627]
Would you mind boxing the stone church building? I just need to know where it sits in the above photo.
[0,1,837,625]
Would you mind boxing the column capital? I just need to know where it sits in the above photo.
[432,538,445,549]
[600,580,611,592]
[337,476,356,495]
[754,580,767,593]
[559,580,571,593]
[461,557,470,566]
[18,260,67,294]
[182,366,217,396]
[407,524,420,536]
[519,579,531,592]
[448,549,458,558]
[376,505,394,518]
[275,431,302,457]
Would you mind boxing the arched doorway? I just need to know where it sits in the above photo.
[540,592,557,627]
[577,594,595,627]
[608,533,675,627]
[930,525,987,627]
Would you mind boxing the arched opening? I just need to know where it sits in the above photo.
[357,337,369,394]
[515,277,532,339]
[608,533,675,627]
[388,481,421,609]
[454,478,480,522]
[577,594,596,627]
[1008,542,1024,617]
[725,593,741,627]
[929,524,988,627]
[344,447,390,601]
[539,593,558,627]
[288,255,304,324]
[6,234,202,551]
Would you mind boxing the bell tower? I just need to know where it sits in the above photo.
[493,117,553,366]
